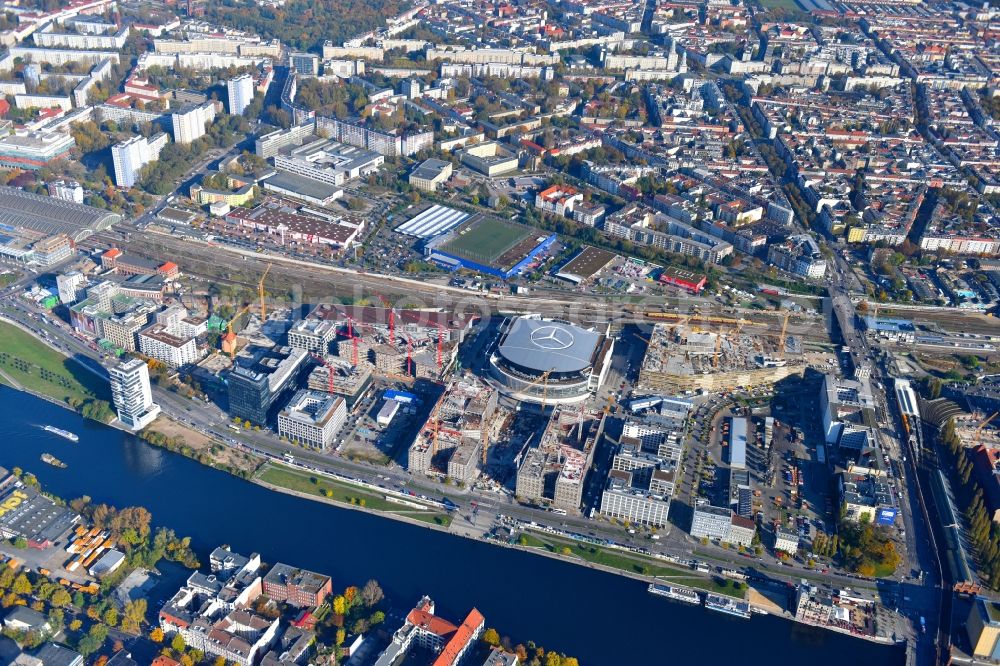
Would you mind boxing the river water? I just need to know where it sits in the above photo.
[0,387,903,665]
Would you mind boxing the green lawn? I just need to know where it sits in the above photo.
[256,463,452,527]
[671,576,744,598]
[759,0,803,10]
[0,320,111,407]
[527,532,688,577]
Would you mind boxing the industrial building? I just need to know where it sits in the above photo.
[729,417,747,470]
[225,203,362,250]
[487,316,613,406]
[0,468,79,547]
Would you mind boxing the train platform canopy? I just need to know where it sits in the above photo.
[0,186,120,241]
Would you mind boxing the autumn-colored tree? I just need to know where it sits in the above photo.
[482,628,501,647]
[332,595,346,615]
[336,628,346,646]
[69,619,82,632]
[150,627,164,643]
[11,574,31,596]
[50,589,71,608]
[171,633,186,652]
[344,586,359,606]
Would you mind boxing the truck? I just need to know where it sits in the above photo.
[920,617,926,634]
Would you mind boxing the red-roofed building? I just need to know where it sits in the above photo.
[432,608,485,666]
[158,261,179,278]
[374,597,486,665]
[535,184,582,218]
[658,266,707,294]
[152,658,181,666]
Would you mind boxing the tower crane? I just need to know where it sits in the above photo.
[258,263,272,320]
[974,411,999,447]
[223,303,252,359]
[778,311,791,358]
[309,353,337,394]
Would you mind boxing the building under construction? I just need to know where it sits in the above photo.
[287,303,465,380]
[304,354,373,406]
[515,408,605,511]
[408,375,499,484]
[637,323,803,394]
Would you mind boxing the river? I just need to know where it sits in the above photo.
[0,387,903,665]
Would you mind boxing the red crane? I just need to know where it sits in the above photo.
[309,353,336,393]
[437,324,443,370]
[347,316,359,366]
[406,335,414,376]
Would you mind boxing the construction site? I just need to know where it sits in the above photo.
[637,315,805,394]
[300,303,473,382]
[408,374,504,485]
[514,407,607,512]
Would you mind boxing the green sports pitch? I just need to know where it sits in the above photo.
[438,216,534,266]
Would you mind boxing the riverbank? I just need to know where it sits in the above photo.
[0,386,905,665]
[0,317,114,422]
[0,325,904,648]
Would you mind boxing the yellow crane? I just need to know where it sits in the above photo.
[974,411,999,447]
[778,311,791,358]
[223,303,252,359]
[258,263,272,320]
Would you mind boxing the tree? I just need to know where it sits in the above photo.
[171,633,186,652]
[50,589,71,608]
[150,627,164,643]
[332,595,346,616]
[336,628,346,646]
[482,628,501,647]
[69,619,82,632]
[11,574,31,596]
[361,579,383,607]
[103,608,119,627]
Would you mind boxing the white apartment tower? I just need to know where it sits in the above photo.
[111,133,169,187]
[227,74,254,116]
[171,102,217,145]
[109,358,161,430]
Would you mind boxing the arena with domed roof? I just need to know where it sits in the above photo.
[486,316,614,405]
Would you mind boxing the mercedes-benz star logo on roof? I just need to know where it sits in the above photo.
[530,325,574,351]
